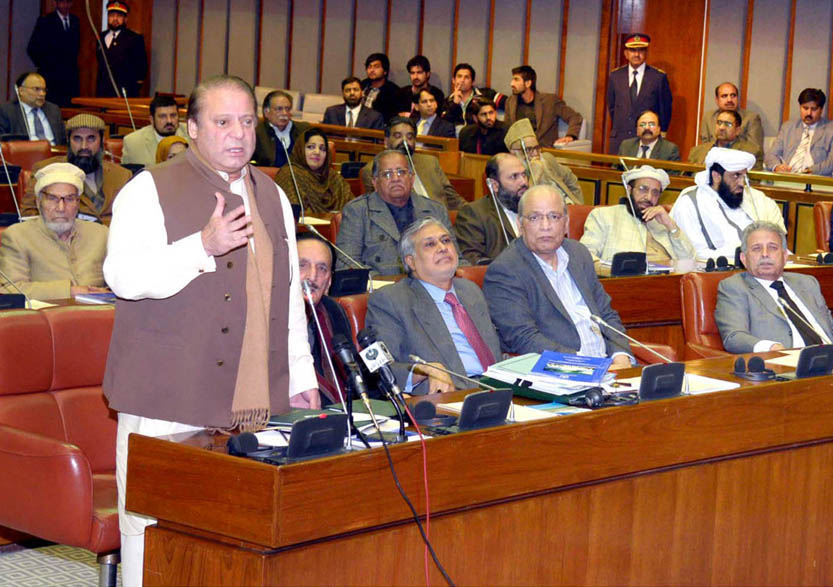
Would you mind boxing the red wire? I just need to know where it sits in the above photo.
[401,400,431,586]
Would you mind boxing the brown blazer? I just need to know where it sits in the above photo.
[504,91,583,146]
[22,155,132,226]
[454,195,516,265]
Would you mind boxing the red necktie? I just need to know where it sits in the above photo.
[444,292,495,371]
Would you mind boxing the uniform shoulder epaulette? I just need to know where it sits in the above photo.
[652,66,667,74]
[612,65,628,72]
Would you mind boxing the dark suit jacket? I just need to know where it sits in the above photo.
[361,79,400,122]
[504,91,583,146]
[483,238,630,356]
[617,136,680,161]
[441,87,498,126]
[366,276,502,391]
[419,116,456,138]
[253,120,311,167]
[606,65,672,154]
[322,104,385,130]
[715,272,833,353]
[359,153,465,210]
[458,123,508,155]
[394,85,445,117]
[688,139,763,170]
[454,195,515,264]
[96,28,147,97]
[0,100,66,145]
[27,11,80,107]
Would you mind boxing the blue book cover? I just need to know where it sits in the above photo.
[530,351,612,385]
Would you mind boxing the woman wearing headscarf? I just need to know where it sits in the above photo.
[155,135,189,164]
[275,129,354,214]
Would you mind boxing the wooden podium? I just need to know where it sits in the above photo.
[127,356,833,585]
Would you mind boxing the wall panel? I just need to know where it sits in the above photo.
[790,0,833,120]
[1,0,10,101]
[228,0,258,85]
[352,0,388,82]
[563,0,602,139]
[746,0,791,136]
[175,0,201,95]
[490,0,525,98]
[5,1,38,101]
[321,1,354,94]
[200,0,229,79]
[289,0,322,92]
[258,0,290,90]
[455,0,490,92]
[387,0,420,87]
[422,0,454,94]
[701,0,746,134]
[528,0,563,95]
[151,1,177,93]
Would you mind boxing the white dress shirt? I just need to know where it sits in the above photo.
[20,102,56,145]
[628,63,646,95]
[751,276,831,352]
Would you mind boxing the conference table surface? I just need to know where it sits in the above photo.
[128,353,833,585]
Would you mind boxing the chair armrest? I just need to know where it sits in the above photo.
[630,342,678,365]
[684,342,732,361]
[0,424,94,546]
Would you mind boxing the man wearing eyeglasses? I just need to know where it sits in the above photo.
[617,110,679,163]
[0,162,109,300]
[253,90,310,168]
[688,109,762,170]
[0,72,65,145]
[483,184,633,368]
[337,149,453,275]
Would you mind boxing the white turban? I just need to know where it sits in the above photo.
[695,147,755,187]
[622,165,670,191]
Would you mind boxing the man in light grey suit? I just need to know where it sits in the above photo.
[121,95,188,166]
[765,88,833,176]
[336,149,453,275]
[617,110,680,162]
[716,221,833,353]
[366,217,501,393]
[483,184,633,368]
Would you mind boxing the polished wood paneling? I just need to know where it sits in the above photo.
[781,0,797,122]
[740,0,754,109]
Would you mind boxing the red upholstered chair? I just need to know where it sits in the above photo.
[337,293,368,347]
[15,168,32,210]
[103,137,123,163]
[455,265,488,288]
[680,271,733,359]
[567,204,594,240]
[330,211,343,241]
[0,306,120,583]
[813,202,832,251]
[1,140,52,170]
[258,166,280,180]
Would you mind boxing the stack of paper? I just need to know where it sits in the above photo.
[484,353,613,395]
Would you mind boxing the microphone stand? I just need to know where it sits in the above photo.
[520,141,537,186]
[0,266,31,309]
[13,85,33,140]
[485,179,512,246]
[302,280,352,450]
[400,139,427,196]
[121,88,137,132]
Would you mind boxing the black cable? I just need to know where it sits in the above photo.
[377,435,455,586]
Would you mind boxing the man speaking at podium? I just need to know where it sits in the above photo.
[102,75,319,586]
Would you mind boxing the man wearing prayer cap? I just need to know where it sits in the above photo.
[503,118,584,204]
[0,162,109,300]
[580,165,694,274]
[670,147,785,260]
[22,113,133,225]
[606,33,673,154]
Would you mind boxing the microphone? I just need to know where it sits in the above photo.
[485,177,512,246]
[582,311,674,364]
[407,354,502,391]
[400,139,427,196]
[0,141,24,222]
[334,333,387,439]
[774,297,830,345]
[102,149,122,163]
[618,157,631,172]
[356,326,406,441]
[0,265,31,309]
[12,85,34,140]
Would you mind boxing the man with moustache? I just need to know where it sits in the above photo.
[688,109,762,169]
[339,149,453,275]
[580,165,694,274]
[394,55,445,118]
[26,0,80,108]
[253,90,310,168]
[122,94,188,166]
[95,1,147,98]
[716,221,833,353]
[617,110,680,162]
[700,82,764,148]
[361,53,400,122]
[503,119,584,204]
[323,76,384,130]
[102,75,318,586]
[366,218,501,393]
[454,153,528,264]
[413,89,456,138]
[22,114,132,225]
[671,147,784,260]
[0,72,65,145]
[359,117,465,210]
[765,88,833,176]
[458,99,508,155]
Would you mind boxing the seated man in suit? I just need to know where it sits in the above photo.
[617,110,680,163]
[360,117,465,210]
[458,98,508,156]
[0,162,109,300]
[715,221,833,353]
[700,82,764,149]
[322,76,384,130]
[253,90,310,167]
[413,89,456,138]
[121,94,188,166]
[504,118,584,204]
[671,147,784,260]
[455,153,528,264]
[0,72,65,145]
[338,150,453,275]
[21,113,132,226]
[765,88,833,176]
[366,217,501,393]
[688,109,762,170]
[483,184,633,368]
[580,165,694,273]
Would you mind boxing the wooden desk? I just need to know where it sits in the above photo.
[128,355,833,585]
